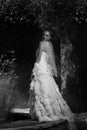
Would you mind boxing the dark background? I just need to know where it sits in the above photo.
[0,21,87,112]
[66,23,87,112]
[75,23,87,95]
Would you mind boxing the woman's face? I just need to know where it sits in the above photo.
[43,31,51,41]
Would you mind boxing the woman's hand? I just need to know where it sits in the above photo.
[54,72,58,77]
[52,68,58,77]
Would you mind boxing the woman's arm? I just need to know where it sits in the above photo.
[36,41,45,63]
[48,42,58,77]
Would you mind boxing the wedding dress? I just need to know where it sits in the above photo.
[28,51,77,129]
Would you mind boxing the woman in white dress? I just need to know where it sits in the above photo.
[28,31,77,130]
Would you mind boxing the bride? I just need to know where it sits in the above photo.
[28,31,77,130]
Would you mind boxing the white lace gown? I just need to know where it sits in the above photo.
[28,51,77,129]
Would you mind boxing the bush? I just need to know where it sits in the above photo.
[0,50,20,121]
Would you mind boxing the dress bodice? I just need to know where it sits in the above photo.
[33,51,52,76]
[39,51,49,65]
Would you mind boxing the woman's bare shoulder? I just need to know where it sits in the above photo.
[40,41,52,48]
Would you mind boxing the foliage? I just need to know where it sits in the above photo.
[0,50,20,120]
[61,43,76,78]
[0,0,86,99]
[60,37,76,93]
[0,50,16,75]
[0,0,86,36]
